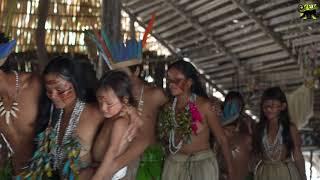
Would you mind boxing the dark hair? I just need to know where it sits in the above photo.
[36,56,97,134]
[168,60,207,98]
[254,86,294,157]
[43,56,97,102]
[97,70,136,107]
[223,91,245,112]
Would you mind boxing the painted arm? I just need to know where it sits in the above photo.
[107,88,168,176]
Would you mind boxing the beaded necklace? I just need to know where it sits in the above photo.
[169,94,199,154]
[0,71,19,125]
[262,125,283,161]
[51,99,86,170]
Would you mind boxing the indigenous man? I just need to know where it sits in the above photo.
[0,33,42,177]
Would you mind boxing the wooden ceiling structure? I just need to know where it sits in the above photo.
[122,0,320,156]
[122,0,319,111]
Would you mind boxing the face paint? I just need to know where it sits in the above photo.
[167,68,188,96]
[96,88,123,118]
[262,100,283,121]
[45,74,76,108]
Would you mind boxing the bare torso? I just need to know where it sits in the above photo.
[0,72,41,174]
[227,131,252,179]
[139,85,167,145]
[175,96,212,155]
[92,119,113,163]
[76,103,104,164]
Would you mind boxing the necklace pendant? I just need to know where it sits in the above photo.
[5,111,10,125]
[0,109,5,116]
[10,110,17,118]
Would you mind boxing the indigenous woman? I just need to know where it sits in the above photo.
[22,56,104,179]
[158,60,235,180]
[254,87,306,180]
[92,70,140,180]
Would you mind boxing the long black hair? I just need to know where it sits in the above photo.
[97,70,136,107]
[43,56,97,102]
[168,60,208,98]
[254,87,294,157]
[36,56,98,134]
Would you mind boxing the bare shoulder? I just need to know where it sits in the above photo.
[197,96,212,110]
[113,116,130,129]
[82,103,104,124]
[145,85,168,105]
[20,72,41,89]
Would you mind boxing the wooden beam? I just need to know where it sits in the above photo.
[161,0,241,67]
[238,44,282,59]
[192,0,229,17]
[230,0,298,65]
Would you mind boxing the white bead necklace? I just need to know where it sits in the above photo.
[51,99,85,170]
[168,94,196,154]
[262,125,283,161]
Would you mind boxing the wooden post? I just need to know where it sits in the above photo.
[100,0,122,73]
[36,0,50,72]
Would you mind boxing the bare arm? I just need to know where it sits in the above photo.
[92,118,128,180]
[205,101,235,180]
[108,88,168,175]
[290,125,307,180]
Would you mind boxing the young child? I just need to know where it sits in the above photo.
[254,87,306,180]
[92,70,138,180]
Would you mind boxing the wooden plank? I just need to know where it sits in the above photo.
[268,12,299,26]
[245,51,289,65]
[207,12,246,29]
[231,39,274,53]
[132,1,163,14]
[264,4,298,19]
[203,63,234,73]
[185,0,209,11]
[238,44,282,59]
[253,59,295,71]
[198,4,238,23]
[161,23,193,38]
[220,24,260,41]
[170,31,201,44]
[154,12,179,28]
[255,0,295,12]
[225,32,266,47]
[155,18,187,34]
[214,19,254,36]
[175,36,207,49]
[191,0,229,17]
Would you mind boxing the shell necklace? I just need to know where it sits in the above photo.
[0,71,19,125]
